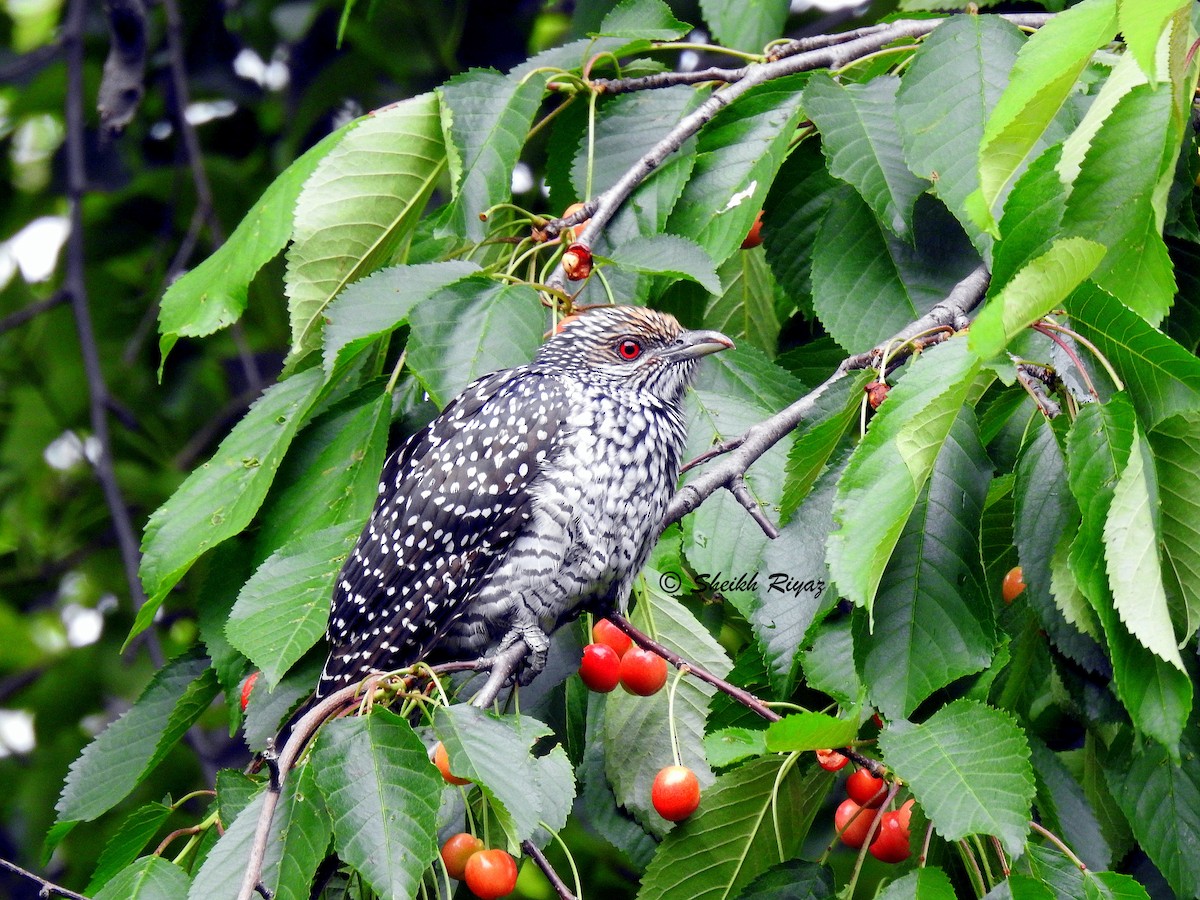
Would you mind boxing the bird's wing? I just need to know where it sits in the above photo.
[318,369,570,696]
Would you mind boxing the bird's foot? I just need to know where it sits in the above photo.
[470,620,550,707]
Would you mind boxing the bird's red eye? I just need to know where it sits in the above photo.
[617,339,642,360]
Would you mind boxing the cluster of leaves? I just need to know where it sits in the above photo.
[37,0,1200,898]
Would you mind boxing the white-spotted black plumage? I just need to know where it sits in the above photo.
[316,305,732,698]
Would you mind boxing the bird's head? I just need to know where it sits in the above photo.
[535,305,734,405]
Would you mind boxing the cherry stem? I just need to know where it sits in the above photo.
[918,820,935,868]
[1031,322,1098,399]
[844,781,900,898]
[666,664,688,768]
[1030,821,1088,873]
[957,839,987,896]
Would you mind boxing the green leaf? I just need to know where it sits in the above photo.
[735,859,834,900]
[405,277,545,407]
[879,699,1035,855]
[285,93,446,359]
[755,451,846,695]
[568,86,700,202]
[85,802,173,895]
[704,727,768,768]
[990,144,1068,294]
[1104,728,1200,898]
[268,765,334,900]
[1119,0,1190,78]
[437,69,547,242]
[241,660,321,754]
[1066,282,1200,426]
[602,233,721,294]
[811,190,980,353]
[311,712,442,900]
[254,388,391,558]
[1103,431,1183,670]
[56,650,217,824]
[637,757,831,900]
[854,408,996,720]
[434,705,573,849]
[321,261,480,377]
[189,765,331,900]
[605,584,731,836]
[1067,396,1192,748]
[1149,412,1200,640]
[876,868,957,900]
[779,375,864,523]
[226,522,361,688]
[1060,84,1178,324]
[968,237,1105,360]
[897,14,1027,256]
[137,367,325,629]
[698,0,788,53]
[158,126,349,366]
[828,337,980,615]
[764,710,859,753]
[801,618,862,708]
[93,857,192,900]
[667,75,807,268]
[805,72,929,238]
[703,249,781,357]
[577,700,656,868]
[595,0,691,40]
[974,0,1118,228]
[1014,419,1101,646]
[1028,738,1111,872]
[762,140,839,305]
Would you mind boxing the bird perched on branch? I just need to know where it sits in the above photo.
[316,305,733,701]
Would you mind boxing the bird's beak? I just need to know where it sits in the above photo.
[663,329,735,361]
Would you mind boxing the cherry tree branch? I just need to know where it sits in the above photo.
[541,13,1051,285]
[238,661,494,900]
[0,856,90,900]
[662,264,990,532]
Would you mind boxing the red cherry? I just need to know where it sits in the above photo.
[1002,565,1027,603]
[579,643,621,692]
[815,749,849,772]
[652,765,701,821]
[619,648,669,696]
[741,210,765,249]
[562,242,593,280]
[440,832,484,880]
[433,741,471,786]
[846,768,887,808]
[835,798,879,849]
[239,671,259,711]
[464,848,519,899]
[865,380,889,409]
[869,806,913,863]
[591,618,632,657]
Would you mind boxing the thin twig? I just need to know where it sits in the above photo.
[0,291,68,335]
[0,856,91,900]
[728,475,780,539]
[63,0,154,654]
[520,840,577,900]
